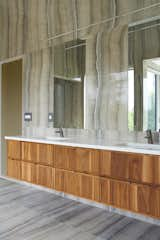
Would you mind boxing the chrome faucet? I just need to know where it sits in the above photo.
[144,129,153,144]
[55,127,64,137]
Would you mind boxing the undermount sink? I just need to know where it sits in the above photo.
[117,142,160,151]
[45,136,70,141]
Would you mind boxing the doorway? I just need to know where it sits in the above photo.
[1,59,22,175]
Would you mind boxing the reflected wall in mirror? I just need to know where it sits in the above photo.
[53,39,86,128]
[128,19,160,131]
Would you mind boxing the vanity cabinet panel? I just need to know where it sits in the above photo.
[37,144,54,166]
[22,142,38,163]
[129,155,160,186]
[21,161,36,183]
[54,145,100,174]
[93,177,110,204]
[7,158,21,180]
[93,177,130,210]
[55,169,65,192]
[74,148,100,174]
[54,146,70,169]
[55,169,92,199]
[7,140,21,160]
[64,171,81,197]
[80,174,93,200]
[110,179,130,210]
[130,184,160,218]
[99,151,130,180]
[36,165,54,188]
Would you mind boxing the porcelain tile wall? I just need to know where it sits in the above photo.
[1,0,160,141]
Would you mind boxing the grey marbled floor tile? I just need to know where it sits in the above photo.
[0,179,160,240]
[18,221,83,240]
[95,218,160,240]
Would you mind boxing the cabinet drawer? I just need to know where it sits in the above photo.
[80,174,93,200]
[93,176,130,210]
[129,155,160,185]
[54,145,99,174]
[37,144,54,166]
[64,170,81,196]
[99,151,131,180]
[93,177,110,204]
[110,179,130,210]
[55,169,65,192]
[21,161,36,183]
[7,140,21,160]
[130,183,160,218]
[55,169,92,199]
[36,165,54,188]
[7,158,21,179]
[22,142,38,163]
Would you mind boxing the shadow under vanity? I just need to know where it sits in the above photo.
[6,138,160,220]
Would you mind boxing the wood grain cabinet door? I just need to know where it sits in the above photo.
[21,161,36,183]
[37,144,54,166]
[7,140,21,160]
[130,183,160,218]
[54,145,70,170]
[93,177,110,204]
[130,155,160,186]
[36,165,54,188]
[54,145,100,174]
[7,159,21,179]
[80,174,93,200]
[22,142,38,163]
[99,151,130,180]
[64,171,81,196]
[74,148,99,174]
[110,179,130,210]
[55,169,65,192]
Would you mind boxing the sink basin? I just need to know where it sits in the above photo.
[117,142,160,151]
[45,136,70,141]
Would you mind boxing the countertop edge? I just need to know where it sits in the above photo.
[5,136,160,155]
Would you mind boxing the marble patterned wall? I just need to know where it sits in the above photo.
[1,0,160,140]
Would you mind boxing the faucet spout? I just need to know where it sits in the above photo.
[144,129,153,144]
[55,127,64,137]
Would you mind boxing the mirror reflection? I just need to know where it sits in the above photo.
[53,39,86,128]
[128,19,160,131]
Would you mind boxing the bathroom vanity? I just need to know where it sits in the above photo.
[5,137,160,220]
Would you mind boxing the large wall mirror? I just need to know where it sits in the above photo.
[53,39,86,128]
[128,19,160,131]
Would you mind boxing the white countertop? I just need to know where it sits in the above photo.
[5,135,160,155]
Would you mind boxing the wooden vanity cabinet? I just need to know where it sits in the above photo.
[55,169,93,200]
[6,139,160,219]
[54,145,100,174]
[130,183,160,218]
[7,140,21,160]
[22,142,38,163]
[55,169,81,196]
[21,161,36,183]
[7,140,21,179]
[98,151,130,181]
[93,177,110,204]
[37,144,54,166]
[129,154,160,186]
[7,159,21,179]
[93,177,130,210]
[36,165,54,188]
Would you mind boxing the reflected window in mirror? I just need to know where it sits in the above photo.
[53,39,86,128]
[143,59,160,131]
[128,68,134,131]
[128,19,160,131]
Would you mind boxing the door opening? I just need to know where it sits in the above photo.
[1,59,22,175]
